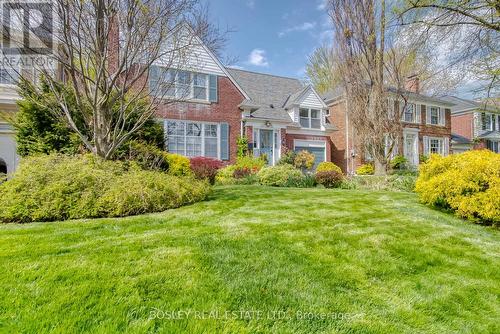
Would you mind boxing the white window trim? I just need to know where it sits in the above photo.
[427,105,445,126]
[165,120,221,159]
[152,68,211,103]
[299,108,322,129]
[402,103,419,124]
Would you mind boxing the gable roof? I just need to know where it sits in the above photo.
[227,68,305,121]
[322,86,455,107]
[165,23,250,100]
[226,68,326,121]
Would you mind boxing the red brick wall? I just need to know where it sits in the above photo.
[326,101,453,172]
[155,77,245,163]
[284,133,332,162]
[451,113,474,140]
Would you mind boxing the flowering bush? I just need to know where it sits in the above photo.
[189,157,224,184]
[294,150,315,170]
[165,153,191,176]
[316,161,342,173]
[257,164,305,187]
[235,155,266,172]
[390,155,408,170]
[315,171,344,188]
[415,150,500,224]
[356,163,375,175]
[278,150,296,165]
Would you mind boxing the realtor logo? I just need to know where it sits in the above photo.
[1,1,53,54]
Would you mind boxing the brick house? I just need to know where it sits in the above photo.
[442,96,500,153]
[323,79,454,174]
[151,30,335,165]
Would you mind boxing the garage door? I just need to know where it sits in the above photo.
[294,140,326,169]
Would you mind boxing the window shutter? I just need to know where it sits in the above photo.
[220,123,229,160]
[426,105,431,125]
[423,136,429,156]
[439,108,445,126]
[416,104,421,123]
[443,137,449,156]
[209,75,218,102]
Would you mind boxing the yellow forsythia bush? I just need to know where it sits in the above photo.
[316,161,342,174]
[356,163,374,175]
[415,150,500,224]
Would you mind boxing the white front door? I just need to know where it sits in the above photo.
[404,133,419,166]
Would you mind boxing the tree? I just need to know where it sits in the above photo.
[5,0,224,159]
[10,76,165,157]
[328,0,419,175]
[398,0,500,98]
[306,45,339,94]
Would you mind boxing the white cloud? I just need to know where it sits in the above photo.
[317,0,328,10]
[278,22,317,37]
[228,65,245,70]
[247,49,269,67]
[246,0,255,9]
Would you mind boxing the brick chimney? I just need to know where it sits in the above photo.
[405,75,420,94]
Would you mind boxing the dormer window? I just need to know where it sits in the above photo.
[299,108,321,129]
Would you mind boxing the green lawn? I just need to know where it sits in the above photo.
[0,186,499,333]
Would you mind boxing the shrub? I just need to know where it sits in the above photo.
[316,161,342,173]
[189,157,224,184]
[165,153,191,176]
[349,175,416,192]
[215,165,237,185]
[115,140,168,171]
[215,165,258,185]
[96,170,210,217]
[315,171,344,188]
[278,150,296,165]
[233,167,252,179]
[356,163,374,175]
[390,155,408,170]
[294,150,315,170]
[0,154,210,223]
[237,136,249,157]
[415,150,500,224]
[257,164,305,187]
[419,154,429,164]
[235,155,266,172]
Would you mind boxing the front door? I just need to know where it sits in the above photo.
[404,133,418,166]
[259,129,273,165]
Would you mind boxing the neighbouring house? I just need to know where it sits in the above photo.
[323,77,454,174]
[442,96,500,153]
[0,71,21,175]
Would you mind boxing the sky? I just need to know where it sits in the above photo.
[208,0,331,80]
[207,0,483,99]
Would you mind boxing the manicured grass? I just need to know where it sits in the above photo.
[0,186,499,333]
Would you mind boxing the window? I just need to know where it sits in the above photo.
[486,140,499,153]
[481,113,493,131]
[403,103,417,123]
[429,138,442,154]
[166,120,219,158]
[150,67,217,102]
[429,106,442,125]
[299,108,321,129]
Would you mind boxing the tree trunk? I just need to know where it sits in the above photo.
[374,158,387,176]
